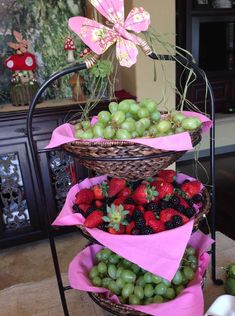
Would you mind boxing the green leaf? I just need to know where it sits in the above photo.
[102,216,110,222]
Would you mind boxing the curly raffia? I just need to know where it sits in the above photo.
[84,53,100,69]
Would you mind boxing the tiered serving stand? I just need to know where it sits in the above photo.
[26,53,222,316]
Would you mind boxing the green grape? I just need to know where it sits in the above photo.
[102,277,112,288]
[109,280,121,295]
[121,120,136,132]
[131,264,140,274]
[152,275,162,285]
[175,285,185,295]
[149,125,158,137]
[97,262,107,274]
[121,269,137,283]
[132,131,139,138]
[134,286,144,300]
[183,266,195,281]
[108,264,117,280]
[122,283,134,298]
[136,276,146,287]
[164,288,175,300]
[118,100,131,113]
[129,103,139,115]
[139,118,151,129]
[100,248,112,261]
[96,250,103,262]
[116,129,132,140]
[111,111,126,125]
[157,120,172,133]
[172,271,183,285]
[109,254,120,264]
[81,120,91,130]
[151,111,161,122]
[175,127,185,134]
[144,272,153,284]
[153,295,164,303]
[82,129,93,139]
[191,262,198,271]
[154,283,167,296]
[92,276,102,287]
[93,124,104,138]
[103,126,116,139]
[181,117,202,130]
[75,122,82,130]
[109,102,119,113]
[129,294,140,305]
[75,129,84,139]
[89,266,99,279]
[98,111,111,124]
[138,107,149,119]
[140,99,158,113]
[171,112,186,123]
[181,273,188,285]
[116,266,124,278]
[144,284,154,298]
[135,121,146,137]
[188,255,198,264]
[122,259,133,268]
[144,297,153,305]
[186,247,196,256]
[116,277,125,289]
[161,278,171,287]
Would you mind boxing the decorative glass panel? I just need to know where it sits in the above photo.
[0,153,30,230]
[48,151,76,212]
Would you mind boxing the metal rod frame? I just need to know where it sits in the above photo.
[26,54,221,316]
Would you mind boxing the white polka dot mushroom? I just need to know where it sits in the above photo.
[64,37,76,63]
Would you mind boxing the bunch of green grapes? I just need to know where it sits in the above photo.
[88,246,198,305]
[75,99,202,140]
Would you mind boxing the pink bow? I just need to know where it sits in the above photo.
[69,0,151,67]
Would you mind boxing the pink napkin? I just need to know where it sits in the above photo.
[68,231,213,316]
[52,174,204,281]
[45,111,212,151]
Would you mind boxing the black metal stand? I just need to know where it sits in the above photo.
[26,54,222,315]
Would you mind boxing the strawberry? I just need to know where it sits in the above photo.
[103,204,129,231]
[84,210,103,228]
[160,208,189,224]
[93,182,108,200]
[77,204,91,213]
[113,197,126,206]
[75,188,94,204]
[108,178,126,197]
[176,194,189,208]
[95,200,103,208]
[154,182,174,200]
[126,221,135,234]
[148,219,165,233]
[117,187,132,198]
[132,184,158,205]
[136,205,145,212]
[181,181,201,199]
[108,225,125,234]
[157,170,177,183]
[123,204,135,216]
[144,211,156,225]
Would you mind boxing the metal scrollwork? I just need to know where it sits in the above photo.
[0,153,30,230]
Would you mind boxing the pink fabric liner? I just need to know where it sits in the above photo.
[68,231,213,316]
[45,111,212,151]
[53,173,203,281]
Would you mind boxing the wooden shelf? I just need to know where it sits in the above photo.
[192,8,235,16]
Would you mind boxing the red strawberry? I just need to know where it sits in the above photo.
[155,182,174,200]
[132,184,158,205]
[136,205,145,212]
[118,187,132,198]
[126,221,135,234]
[176,194,189,208]
[113,197,126,205]
[181,181,201,199]
[95,200,103,208]
[78,204,91,213]
[123,204,135,215]
[84,210,103,228]
[148,219,165,233]
[108,225,125,234]
[144,211,156,225]
[157,170,177,183]
[108,178,126,197]
[75,188,94,204]
[160,208,189,224]
[93,183,108,200]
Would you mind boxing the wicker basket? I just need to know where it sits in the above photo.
[77,187,211,242]
[63,130,201,180]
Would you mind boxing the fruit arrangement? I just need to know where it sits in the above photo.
[88,245,198,305]
[74,99,202,140]
[225,263,235,296]
[72,170,203,235]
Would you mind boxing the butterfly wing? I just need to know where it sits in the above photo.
[89,0,124,24]
[116,37,138,68]
[124,7,151,33]
[69,17,117,55]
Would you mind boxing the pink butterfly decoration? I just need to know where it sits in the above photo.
[69,0,151,68]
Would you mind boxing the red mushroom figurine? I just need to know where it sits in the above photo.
[64,37,76,63]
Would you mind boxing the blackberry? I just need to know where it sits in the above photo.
[187,199,194,207]
[192,194,203,203]
[132,209,143,220]
[170,196,180,206]
[126,214,132,223]
[172,215,183,227]
[72,204,82,214]
[135,217,146,230]
[131,228,141,235]
[142,226,155,235]
[98,223,108,231]
[84,206,97,218]
[159,200,169,210]
[165,221,174,230]
[146,202,159,212]
[176,205,186,214]
[184,208,196,218]
[130,180,142,191]
[124,197,136,205]
[104,196,115,206]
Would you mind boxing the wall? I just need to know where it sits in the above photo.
[121,0,176,110]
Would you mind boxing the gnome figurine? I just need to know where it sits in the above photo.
[4,30,39,106]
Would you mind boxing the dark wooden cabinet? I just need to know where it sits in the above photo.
[176,0,235,113]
